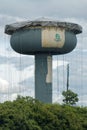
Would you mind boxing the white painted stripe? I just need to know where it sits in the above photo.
[42,27,65,48]
[46,56,52,83]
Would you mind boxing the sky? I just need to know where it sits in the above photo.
[0,0,87,106]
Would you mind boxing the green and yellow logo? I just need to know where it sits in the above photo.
[55,33,61,41]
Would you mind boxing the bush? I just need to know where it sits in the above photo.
[0,96,87,130]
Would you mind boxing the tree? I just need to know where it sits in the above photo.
[0,96,87,129]
[62,90,79,106]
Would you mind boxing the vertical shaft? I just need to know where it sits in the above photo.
[35,54,52,103]
[67,64,69,91]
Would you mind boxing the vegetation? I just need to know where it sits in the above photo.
[0,96,87,130]
[62,90,79,106]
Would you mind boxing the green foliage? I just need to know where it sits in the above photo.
[0,96,87,130]
[62,90,79,105]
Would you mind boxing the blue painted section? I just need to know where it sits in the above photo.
[10,29,41,54]
[10,29,77,55]
[35,54,52,103]
[61,31,77,54]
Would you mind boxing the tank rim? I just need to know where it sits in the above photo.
[5,18,82,35]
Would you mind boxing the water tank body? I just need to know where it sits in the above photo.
[5,18,82,103]
[10,27,77,55]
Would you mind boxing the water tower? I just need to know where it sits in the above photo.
[5,18,82,103]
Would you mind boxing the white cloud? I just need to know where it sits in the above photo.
[77,95,87,106]
[53,60,68,69]
[0,78,9,93]
[53,92,63,104]
[9,93,18,101]
[0,93,18,103]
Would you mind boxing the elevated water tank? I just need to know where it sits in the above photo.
[5,18,82,103]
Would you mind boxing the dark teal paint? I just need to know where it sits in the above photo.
[10,28,42,54]
[35,54,52,103]
[61,31,77,54]
[10,28,77,55]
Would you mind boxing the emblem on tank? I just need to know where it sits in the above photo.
[55,33,61,41]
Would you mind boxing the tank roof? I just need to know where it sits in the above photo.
[5,17,82,35]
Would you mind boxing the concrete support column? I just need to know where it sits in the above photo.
[35,54,52,103]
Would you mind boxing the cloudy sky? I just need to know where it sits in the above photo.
[0,0,87,106]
